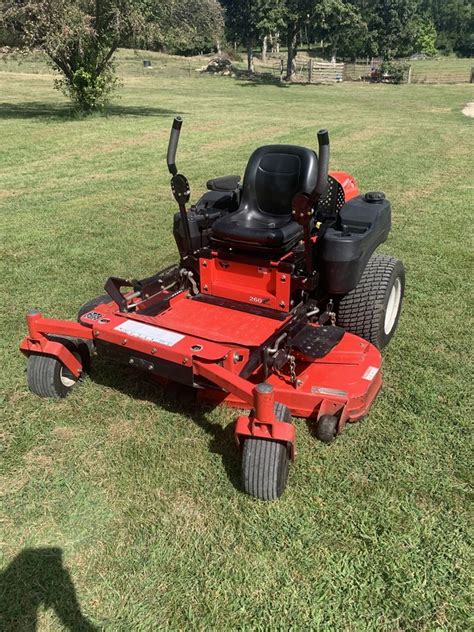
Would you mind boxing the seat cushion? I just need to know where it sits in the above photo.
[212,208,303,249]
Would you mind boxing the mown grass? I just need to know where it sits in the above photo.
[410,56,473,83]
[0,53,473,630]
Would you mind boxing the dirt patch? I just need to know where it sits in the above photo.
[170,493,206,533]
[0,472,29,496]
[52,426,77,441]
[108,420,136,443]
[462,102,474,118]
[24,448,53,469]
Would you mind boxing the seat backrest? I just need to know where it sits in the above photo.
[240,144,318,216]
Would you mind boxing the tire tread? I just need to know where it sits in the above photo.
[27,354,77,398]
[337,254,404,348]
[241,402,292,500]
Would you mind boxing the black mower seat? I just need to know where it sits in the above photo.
[211,144,318,252]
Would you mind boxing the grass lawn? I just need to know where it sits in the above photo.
[0,53,473,630]
[409,56,473,82]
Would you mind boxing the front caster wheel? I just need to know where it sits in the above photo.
[27,354,80,398]
[242,439,290,501]
[241,402,292,501]
[315,414,339,443]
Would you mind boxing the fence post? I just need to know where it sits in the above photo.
[308,59,313,83]
[470,67,474,83]
[407,65,412,84]
[280,59,284,81]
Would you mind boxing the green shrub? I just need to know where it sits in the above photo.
[54,65,120,113]
[380,60,411,84]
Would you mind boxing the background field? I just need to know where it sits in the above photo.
[3,47,473,83]
[0,53,473,630]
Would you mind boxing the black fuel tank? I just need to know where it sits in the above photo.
[317,193,391,294]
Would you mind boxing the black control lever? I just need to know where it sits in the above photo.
[167,116,182,176]
[104,276,133,312]
[313,129,330,201]
[292,129,331,274]
[166,116,193,256]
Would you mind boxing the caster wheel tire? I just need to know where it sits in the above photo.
[315,414,339,443]
[336,254,405,349]
[241,403,292,501]
[27,354,80,398]
[77,294,110,321]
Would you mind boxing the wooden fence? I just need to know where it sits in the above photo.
[310,61,344,83]
[410,65,473,84]
[271,59,345,83]
[143,55,473,85]
[343,62,372,82]
[269,57,473,85]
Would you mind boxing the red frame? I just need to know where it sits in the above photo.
[19,169,383,456]
[199,257,292,311]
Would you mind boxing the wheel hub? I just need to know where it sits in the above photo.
[384,278,401,335]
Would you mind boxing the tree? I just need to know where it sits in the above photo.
[282,1,343,79]
[222,0,256,71]
[222,0,284,72]
[222,0,259,72]
[412,15,437,56]
[351,0,419,58]
[419,0,473,56]
[1,0,154,112]
[255,0,286,61]
[281,0,314,79]
[144,0,225,55]
[315,0,367,62]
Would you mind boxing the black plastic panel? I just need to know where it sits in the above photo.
[317,194,391,294]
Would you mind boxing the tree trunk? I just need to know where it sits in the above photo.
[262,35,268,62]
[275,31,280,54]
[286,30,297,81]
[216,39,221,55]
[247,43,254,73]
[331,48,337,64]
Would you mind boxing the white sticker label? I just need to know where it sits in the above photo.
[114,320,184,347]
[311,386,348,398]
[362,366,379,381]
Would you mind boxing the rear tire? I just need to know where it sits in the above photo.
[77,294,110,321]
[27,354,80,398]
[336,254,405,349]
[241,403,292,501]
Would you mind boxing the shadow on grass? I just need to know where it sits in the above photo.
[0,101,181,120]
[90,359,242,492]
[232,70,290,88]
[0,547,97,631]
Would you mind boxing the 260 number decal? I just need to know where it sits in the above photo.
[249,296,270,305]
